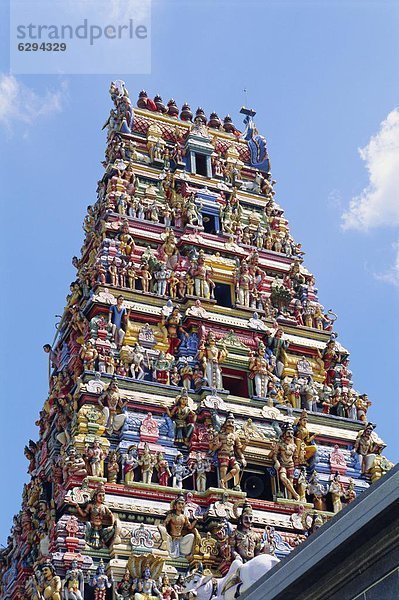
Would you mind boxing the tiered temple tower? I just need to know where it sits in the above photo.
[0,81,393,600]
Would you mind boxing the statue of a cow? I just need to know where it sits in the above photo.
[183,553,280,600]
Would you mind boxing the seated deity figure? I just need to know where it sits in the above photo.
[32,562,61,600]
[229,500,262,562]
[71,482,120,549]
[352,422,384,475]
[132,565,162,600]
[108,294,129,348]
[164,495,200,559]
[97,378,127,433]
[166,390,196,446]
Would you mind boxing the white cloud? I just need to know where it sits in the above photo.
[341,108,399,231]
[374,241,399,287]
[0,74,66,130]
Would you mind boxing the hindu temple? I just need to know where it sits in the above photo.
[0,81,393,600]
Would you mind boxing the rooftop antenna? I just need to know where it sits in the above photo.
[241,87,256,118]
[243,87,248,107]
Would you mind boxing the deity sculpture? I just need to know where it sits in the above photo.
[267,328,289,378]
[209,413,247,490]
[116,570,133,600]
[123,444,139,484]
[192,452,211,493]
[63,560,84,600]
[164,495,199,558]
[234,260,253,307]
[84,439,107,478]
[166,390,196,446]
[159,305,188,355]
[248,340,275,398]
[307,471,327,510]
[329,471,344,513]
[294,410,317,466]
[80,340,98,371]
[198,331,228,389]
[190,250,214,299]
[63,446,88,481]
[171,452,191,489]
[271,424,300,501]
[156,452,171,486]
[71,482,119,549]
[132,565,162,600]
[296,466,308,502]
[118,220,135,256]
[160,574,178,600]
[352,422,384,475]
[88,561,113,600]
[97,378,127,433]
[230,500,262,562]
[32,562,61,600]
[108,295,129,348]
[107,450,119,484]
[138,443,157,484]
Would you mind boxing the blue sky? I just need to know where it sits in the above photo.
[0,0,398,546]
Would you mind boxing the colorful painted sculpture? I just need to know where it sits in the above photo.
[71,483,119,549]
[209,413,247,490]
[1,83,391,599]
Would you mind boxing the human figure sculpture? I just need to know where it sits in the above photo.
[139,443,157,484]
[307,471,327,510]
[160,574,178,600]
[80,340,98,371]
[271,424,300,501]
[88,561,113,600]
[294,410,317,465]
[71,483,119,549]
[140,263,152,293]
[63,560,84,600]
[166,390,196,446]
[234,260,253,307]
[107,450,119,484]
[267,328,289,378]
[209,413,247,490]
[192,452,211,493]
[132,565,162,600]
[171,453,191,489]
[123,444,139,484]
[160,306,188,356]
[296,466,308,502]
[352,422,383,475]
[198,331,228,389]
[108,295,129,348]
[164,495,199,558]
[156,452,171,486]
[248,340,275,398]
[190,250,213,298]
[118,220,135,256]
[63,446,88,481]
[32,562,61,600]
[329,471,344,513]
[129,343,147,380]
[98,379,127,433]
[154,262,171,296]
[230,500,262,562]
[116,570,133,600]
[84,439,107,478]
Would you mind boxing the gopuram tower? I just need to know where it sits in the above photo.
[0,81,393,600]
